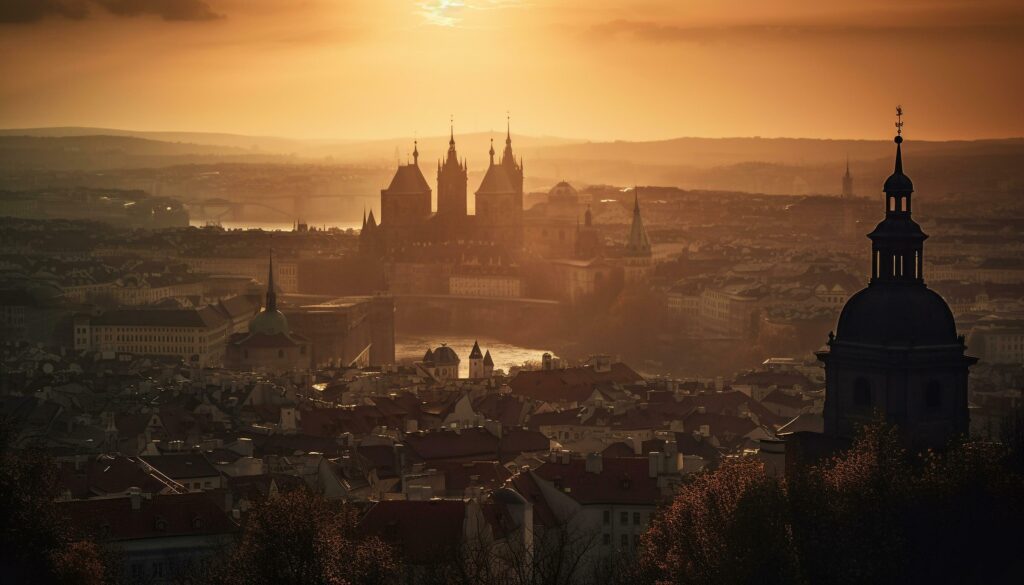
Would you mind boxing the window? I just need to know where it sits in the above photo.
[620,511,628,525]
[620,534,629,548]
[853,378,873,408]
[633,512,641,526]
[925,380,942,411]
[602,533,611,546]
[603,510,610,525]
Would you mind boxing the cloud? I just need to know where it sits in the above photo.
[98,0,223,21]
[589,17,1024,44]
[417,0,519,28]
[0,1,90,23]
[0,0,223,24]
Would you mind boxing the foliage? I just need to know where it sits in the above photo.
[0,418,113,585]
[208,489,397,585]
[636,422,1024,585]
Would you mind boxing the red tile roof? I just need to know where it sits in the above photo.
[60,492,237,541]
[509,363,643,404]
[358,500,466,563]
[531,457,664,506]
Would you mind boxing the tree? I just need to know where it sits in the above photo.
[0,418,112,585]
[209,489,397,585]
[636,422,1024,585]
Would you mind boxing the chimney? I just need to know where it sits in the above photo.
[585,452,603,474]
[129,487,142,511]
[648,452,661,479]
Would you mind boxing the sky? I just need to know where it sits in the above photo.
[1,0,1023,142]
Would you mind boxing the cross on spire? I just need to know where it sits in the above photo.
[895,105,904,137]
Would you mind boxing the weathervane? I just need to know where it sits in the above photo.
[895,105,904,136]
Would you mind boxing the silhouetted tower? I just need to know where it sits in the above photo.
[468,340,486,379]
[475,116,524,248]
[819,108,976,450]
[842,157,855,199]
[623,188,652,282]
[437,122,468,222]
[380,141,431,248]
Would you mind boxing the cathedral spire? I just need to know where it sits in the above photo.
[266,249,277,312]
[489,138,495,165]
[413,140,419,165]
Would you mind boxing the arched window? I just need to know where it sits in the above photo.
[853,377,873,408]
[925,380,942,411]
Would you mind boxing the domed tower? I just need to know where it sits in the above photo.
[437,123,468,223]
[818,108,976,450]
[249,250,289,336]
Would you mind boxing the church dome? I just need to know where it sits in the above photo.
[431,345,460,365]
[549,181,578,200]
[249,308,289,336]
[836,284,957,346]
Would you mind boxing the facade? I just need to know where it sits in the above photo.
[475,130,525,249]
[76,306,230,367]
[449,273,522,298]
[818,124,977,450]
[467,340,495,379]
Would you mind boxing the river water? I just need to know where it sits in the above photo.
[395,334,555,378]
[189,220,363,231]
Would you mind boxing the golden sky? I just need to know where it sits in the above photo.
[2,0,1022,141]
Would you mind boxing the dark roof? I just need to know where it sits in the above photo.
[477,163,516,194]
[385,163,431,194]
[141,453,220,480]
[531,456,664,506]
[93,306,226,329]
[469,341,483,359]
[59,492,237,541]
[359,500,467,564]
[404,428,499,461]
[510,363,644,403]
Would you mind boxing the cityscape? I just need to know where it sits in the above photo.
[2,2,1024,585]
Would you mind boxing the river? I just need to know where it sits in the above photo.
[189,220,363,231]
[395,334,555,378]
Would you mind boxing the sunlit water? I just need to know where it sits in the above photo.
[189,220,363,231]
[395,334,555,378]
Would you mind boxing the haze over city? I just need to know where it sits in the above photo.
[2,2,1023,585]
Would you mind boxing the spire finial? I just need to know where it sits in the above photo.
[894,105,905,174]
[489,137,495,164]
[413,139,419,165]
[506,111,511,144]
[449,114,455,146]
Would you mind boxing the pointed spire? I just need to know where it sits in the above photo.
[266,249,277,312]
[634,186,641,214]
[413,140,419,165]
[489,138,495,165]
[506,112,511,145]
[362,207,366,230]
[450,114,455,147]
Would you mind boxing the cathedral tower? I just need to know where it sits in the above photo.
[819,108,976,450]
[437,123,468,223]
[380,141,432,249]
[475,118,524,248]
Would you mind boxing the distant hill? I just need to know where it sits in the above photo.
[1,127,1021,196]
